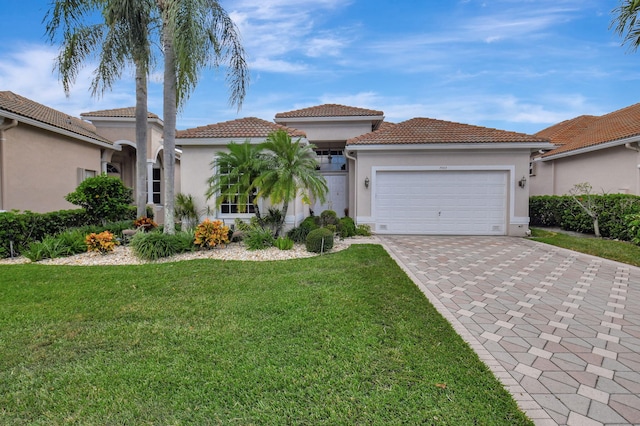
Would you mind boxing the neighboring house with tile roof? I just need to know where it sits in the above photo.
[0,91,117,212]
[0,91,176,216]
[530,103,640,196]
[177,105,551,236]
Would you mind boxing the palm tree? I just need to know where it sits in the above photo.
[612,0,640,50]
[156,0,249,234]
[45,0,156,218]
[206,141,266,220]
[45,0,154,217]
[256,130,328,236]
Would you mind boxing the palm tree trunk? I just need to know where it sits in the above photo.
[134,62,148,218]
[161,6,176,235]
[276,200,289,237]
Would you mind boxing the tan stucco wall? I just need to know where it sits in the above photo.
[280,120,375,141]
[530,146,640,196]
[349,148,533,236]
[2,124,104,212]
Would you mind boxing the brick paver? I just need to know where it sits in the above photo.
[380,236,640,426]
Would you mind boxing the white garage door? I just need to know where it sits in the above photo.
[375,170,507,235]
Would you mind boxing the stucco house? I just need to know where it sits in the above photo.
[0,91,177,216]
[178,104,552,236]
[530,103,640,196]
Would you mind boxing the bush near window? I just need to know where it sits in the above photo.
[244,226,276,250]
[306,227,334,253]
[65,174,133,224]
[194,219,230,249]
[529,194,640,240]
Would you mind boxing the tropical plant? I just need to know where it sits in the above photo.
[274,236,294,250]
[194,219,230,249]
[244,226,276,250]
[611,0,640,51]
[45,0,155,217]
[256,130,328,236]
[157,0,249,234]
[130,230,194,260]
[206,141,265,220]
[65,174,133,224]
[175,193,200,231]
[568,183,602,238]
[85,231,119,253]
[134,216,158,231]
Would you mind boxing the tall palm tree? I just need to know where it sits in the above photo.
[256,130,328,236]
[45,0,156,218]
[156,0,249,234]
[612,0,640,50]
[206,141,266,220]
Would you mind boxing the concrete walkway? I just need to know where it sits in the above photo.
[379,235,640,426]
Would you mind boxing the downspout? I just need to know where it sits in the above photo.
[0,118,18,211]
[345,149,357,223]
[625,142,640,194]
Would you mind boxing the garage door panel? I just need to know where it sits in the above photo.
[375,170,507,235]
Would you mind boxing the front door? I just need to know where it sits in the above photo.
[312,173,347,217]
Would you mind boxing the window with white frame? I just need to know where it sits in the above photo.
[77,168,97,184]
[218,165,256,214]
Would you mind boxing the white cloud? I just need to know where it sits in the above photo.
[0,43,138,118]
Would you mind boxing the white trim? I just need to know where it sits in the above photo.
[113,139,136,149]
[370,165,519,230]
[540,135,640,161]
[177,137,268,146]
[511,216,530,225]
[82,115,164,127]
[348,142,554,151]
[0,110,118,150]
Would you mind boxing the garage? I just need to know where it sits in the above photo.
[374,170,508,235]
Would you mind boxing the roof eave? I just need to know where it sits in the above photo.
[346,142,554,151]
[275,115,384,124]
[0,110,118,151]
[540,135,640,161]
[177,136,309,146]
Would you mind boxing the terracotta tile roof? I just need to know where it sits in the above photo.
[535,115,598,146]
[0,91,112,144]
[176,117,306,139]
[275,104,384,119]
[347,117,549,145]
[541,103,640,157]
[81,107,160,119]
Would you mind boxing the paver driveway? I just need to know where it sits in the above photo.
[380,235,640,426]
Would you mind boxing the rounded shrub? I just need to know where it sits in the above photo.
[320,210,339,227]
[65,174,133,223]
[338,216,357,238]
[305,227,334,253]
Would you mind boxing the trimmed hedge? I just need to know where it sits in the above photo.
[529,194,640,240]
[0,207,138,258]
[305,227,334,253]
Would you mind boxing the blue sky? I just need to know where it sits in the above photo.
[0,0,637,134]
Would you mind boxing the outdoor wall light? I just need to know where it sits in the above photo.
[364,177,370,188]
[518,176,527,188]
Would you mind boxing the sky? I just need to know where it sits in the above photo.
[0,0,638,135]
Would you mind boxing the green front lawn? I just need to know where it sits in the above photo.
[0,245,531,425]
[530,228,640,267]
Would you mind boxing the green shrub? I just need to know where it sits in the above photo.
[286,216,320,243]
[274,236,294,250]
[244,226,276,250]
[22,229,87,262]
[175,193,199,230]
[338,216,357,238]
[530,194,640,240]
[130,231,194,261]
[355,224,372,236]
[65,174,133,223]
[320,210,339,227]
[305,228,334,253]
[194,219,230,249]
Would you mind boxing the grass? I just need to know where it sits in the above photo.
[530,228,640,267]
[0,245,531,425]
